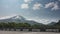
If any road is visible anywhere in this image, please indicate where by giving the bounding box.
[0,31,60,34]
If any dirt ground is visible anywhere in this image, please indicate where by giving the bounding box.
[0,31,60,34]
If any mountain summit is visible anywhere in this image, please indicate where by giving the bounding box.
[0,15,25,22]
[10,15,26,20]
[0,15,42,25]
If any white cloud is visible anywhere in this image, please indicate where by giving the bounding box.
[45,2,60,10]
[45,2,54,8]
[21,3,29,9]
[59,0,60,1]
[0,15,17,20]
[24,0,33,3]
[39,19,58,24]
[26,18,58,24]
[52,3,59,10]
[33,3,43,10]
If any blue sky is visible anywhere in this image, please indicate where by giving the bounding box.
[0,0,60,24]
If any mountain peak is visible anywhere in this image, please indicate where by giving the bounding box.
[13,15,21,18]
[0,15,25,20]
[11,15,25,20]
[0,15,42,25]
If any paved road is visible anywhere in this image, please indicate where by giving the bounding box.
[0,31,60,34]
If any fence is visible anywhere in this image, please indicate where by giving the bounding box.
[0,28,60,32]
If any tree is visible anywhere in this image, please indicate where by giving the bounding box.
[32,24,41,29]
[8,22,17,28]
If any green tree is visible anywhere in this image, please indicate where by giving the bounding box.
[8,22,17,28]
[32,24,41,29]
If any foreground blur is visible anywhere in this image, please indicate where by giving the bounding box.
[0,31,60,34]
